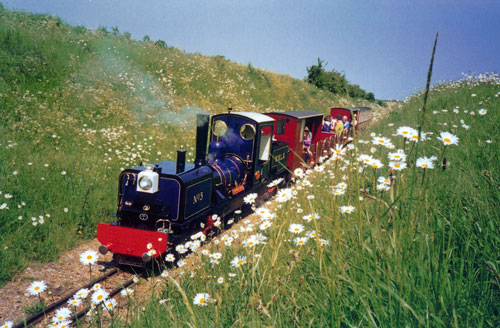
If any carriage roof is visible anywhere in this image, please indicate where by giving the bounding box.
[268,110,323,119]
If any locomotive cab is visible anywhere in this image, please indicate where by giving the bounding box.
[208,112,276,194]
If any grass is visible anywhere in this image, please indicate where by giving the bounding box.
[93,76,498,327]
[0,4,382,286]
[2,4,498,327]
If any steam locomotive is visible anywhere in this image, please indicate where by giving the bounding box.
[97,107,370,266]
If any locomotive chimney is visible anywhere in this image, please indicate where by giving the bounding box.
[194,114,210,168]
[176,145,186,173]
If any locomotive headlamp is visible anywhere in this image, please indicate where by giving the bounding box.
[139,176,153,190]
[137,164,159,193]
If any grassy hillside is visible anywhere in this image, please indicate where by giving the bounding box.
[0,5,383,286]
[99,76,498,327]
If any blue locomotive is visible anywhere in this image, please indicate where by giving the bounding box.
[97,111,289,266]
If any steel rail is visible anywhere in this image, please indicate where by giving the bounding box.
[72,278,135,323]
[13,268,118,328]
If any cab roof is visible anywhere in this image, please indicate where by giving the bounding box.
[225,112,275,124]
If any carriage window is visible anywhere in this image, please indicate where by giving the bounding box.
[276,119,285,135]
[259,127,271,161]
[240,124,256,140]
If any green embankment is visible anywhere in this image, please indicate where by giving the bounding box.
[0,5,381,286]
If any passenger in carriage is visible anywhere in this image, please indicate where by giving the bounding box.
[342,115,350,129]
[331,115,337,128]
[303,126,314,166]
[342,115,350,138]
[334,114,343,135]
[322,115,332,132]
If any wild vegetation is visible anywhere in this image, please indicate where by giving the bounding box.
[0,4,383,287]
[13,74,496,328]
[306,58,383,105]
[1,4,498,328]
[104,75,496,327]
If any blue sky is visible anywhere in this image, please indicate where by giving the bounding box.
[3,0,500,100]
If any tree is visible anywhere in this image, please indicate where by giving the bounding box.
[305,58,377,101]
[306,58,326,89]
[155,40,167,48]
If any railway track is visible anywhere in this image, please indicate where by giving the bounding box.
[13,268,135,328]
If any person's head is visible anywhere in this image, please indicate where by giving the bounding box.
[304,126,309,134]
[342,115,348,122]
[324,115,330,122]
[336,114,342,120]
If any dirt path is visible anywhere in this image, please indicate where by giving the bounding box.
[0,239,114,323]
[0,207,267,325]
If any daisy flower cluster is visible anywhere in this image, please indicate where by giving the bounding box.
[165,231,208,266]
[47,307,72,327]
[357,154,384,170]
[288,203,329,247]
[372,135,395,149]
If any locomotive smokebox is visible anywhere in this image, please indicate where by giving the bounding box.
[195,114,210,168]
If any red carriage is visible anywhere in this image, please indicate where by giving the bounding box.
[266,110,335,173]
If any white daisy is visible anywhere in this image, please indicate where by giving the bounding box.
[293,237,309,246]
[340,205,355,214]
[377,176,391,185]
[27,281,47,296]
[120,288,134,297]
[67,297,81,307]
[293,168,304,178]
[288,223,304,234]
[79,250,98,266]
[243,193,258,204]
[396,126,417,138]
[389,161,407,171]
[103,298,117,311]
[416,156,437,169]
[0,321,13,328]
[165,253,176,262]
[91,289,109,305]
[259,220,272,230]
[52,307,71,323]
[193,293,210,306]
[437,132,459,146]
[230,256,247,267]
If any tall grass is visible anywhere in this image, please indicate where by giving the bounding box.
[102,77,499,327]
